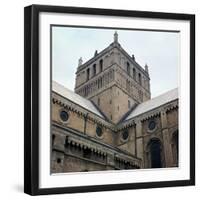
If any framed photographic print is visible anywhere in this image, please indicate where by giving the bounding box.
[24,4,195,195]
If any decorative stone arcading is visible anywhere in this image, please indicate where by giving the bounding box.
[67,136,107,156]
[114,65,150,103]
[75,66,115,99]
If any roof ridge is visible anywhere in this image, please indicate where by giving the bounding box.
[124,88,178,121]
[148,87,178,101]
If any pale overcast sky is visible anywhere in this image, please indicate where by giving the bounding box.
[52,26,179,98]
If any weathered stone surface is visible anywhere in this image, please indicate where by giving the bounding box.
[51,33,178,173]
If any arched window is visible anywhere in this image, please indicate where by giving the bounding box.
[138,73,142,85]
[133,68,136,79]
[93,64,96,76]
[86,68,90,80]
[127,62,130,75]
[147,139,162,168]
[99,59,103,72]
[171,130,178,166]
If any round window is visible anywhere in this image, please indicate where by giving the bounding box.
[96,126,103,137]
[122,130,129,140]
[60,110,69,122]
[148,120,156,131]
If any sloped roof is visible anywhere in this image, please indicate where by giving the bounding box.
[52,81,104,118]
[125,88,178,121]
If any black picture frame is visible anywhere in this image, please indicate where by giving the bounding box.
[24,4,195,196]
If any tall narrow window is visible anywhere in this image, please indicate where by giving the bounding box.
[98,98,100,106]
[138,73,142,85]
[93,64,96,76]
[127,62,130,75]
[99,59,103,72]
[86,68,90,80]
[133,68,136,79]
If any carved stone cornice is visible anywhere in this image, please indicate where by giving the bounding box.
[52,124,141,168]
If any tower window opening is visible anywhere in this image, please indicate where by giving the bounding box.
[138,73,142,85]
[93,64,96,76]
[127,62,130,75]
[133,68,136,79]
[99,59,103,72]
[86,68,90,80]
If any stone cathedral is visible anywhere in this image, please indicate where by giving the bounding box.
[51,32,178,173]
